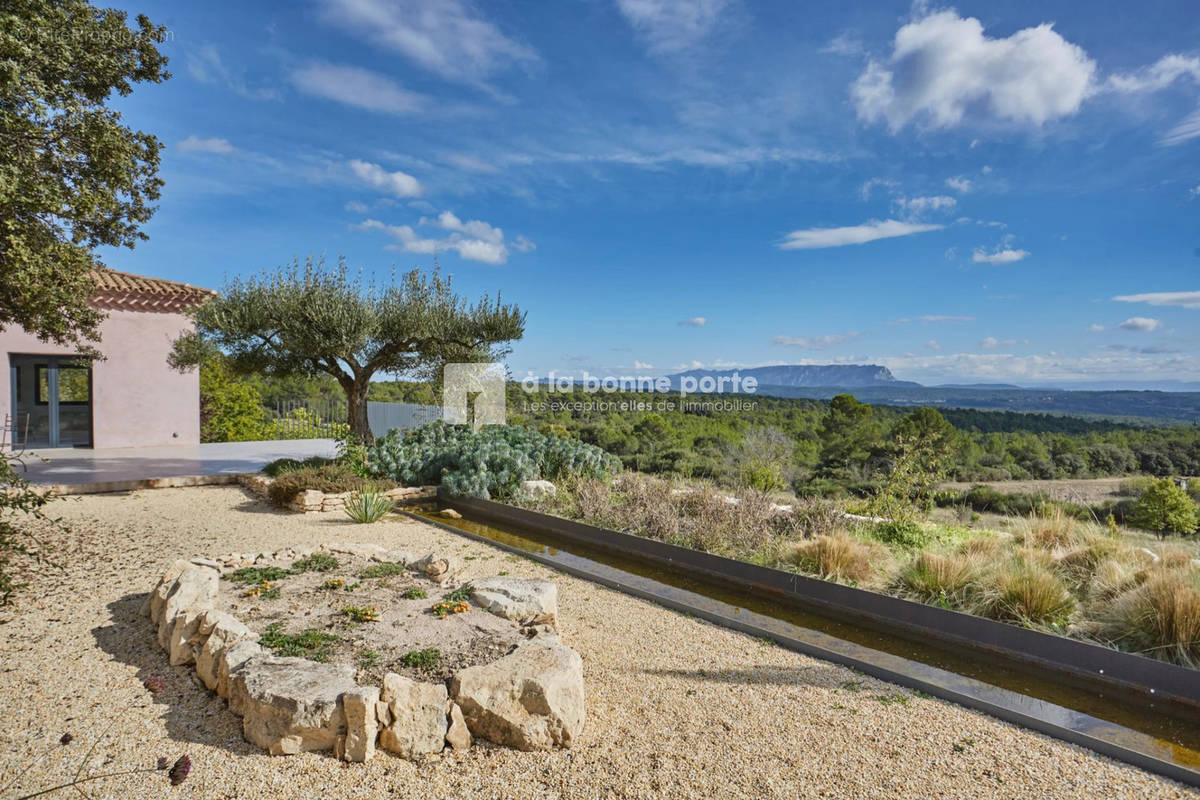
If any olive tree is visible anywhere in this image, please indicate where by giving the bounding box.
[0,1,170,348]
[171,258,525,444]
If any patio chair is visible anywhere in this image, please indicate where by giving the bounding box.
[1,413,29,472]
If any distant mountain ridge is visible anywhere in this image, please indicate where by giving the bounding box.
[662,364,1200,422]
[668,364,920,389]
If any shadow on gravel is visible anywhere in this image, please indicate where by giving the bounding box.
[92,593,257,756]
[641,664,849,688]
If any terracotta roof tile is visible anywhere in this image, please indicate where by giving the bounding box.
[90,268,215,312]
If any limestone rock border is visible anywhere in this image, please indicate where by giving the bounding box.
[237,474,437,513]
[144,545,584,762]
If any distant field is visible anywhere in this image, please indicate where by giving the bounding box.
[940,477,1133,505]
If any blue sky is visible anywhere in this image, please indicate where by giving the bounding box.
[100,0,1200,386]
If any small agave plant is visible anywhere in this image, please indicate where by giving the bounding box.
[344,490,394,524]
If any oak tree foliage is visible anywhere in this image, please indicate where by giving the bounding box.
[0,0,170,348]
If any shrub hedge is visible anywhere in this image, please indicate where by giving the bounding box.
[367,422,622,500]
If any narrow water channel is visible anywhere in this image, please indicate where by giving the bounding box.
[410,504,1200,775]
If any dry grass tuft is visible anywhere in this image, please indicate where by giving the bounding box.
[983,562,1075,626]
[957,535,1003,559]
[1102,569,1200,667]
[785,534,876,583]
[895,552,981,606]
[1018,506,1079,550]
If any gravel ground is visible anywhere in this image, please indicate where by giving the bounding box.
[0,486,1195,800]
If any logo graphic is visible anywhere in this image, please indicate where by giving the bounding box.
[443,363,506,430]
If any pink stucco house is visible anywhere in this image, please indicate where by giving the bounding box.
[1,268,214,449]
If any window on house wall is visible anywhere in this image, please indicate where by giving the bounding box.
[35,362,90,405]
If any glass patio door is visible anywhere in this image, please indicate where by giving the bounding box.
[9,356,93,448]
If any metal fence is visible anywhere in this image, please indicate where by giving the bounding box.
[269,398,441,440]
[367,400,442,438]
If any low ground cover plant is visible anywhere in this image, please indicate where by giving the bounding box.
[292,553,339,572]
[367,422,621,500]
[360,561,405,579]
[259,623,339,661]
[399,647,442,670]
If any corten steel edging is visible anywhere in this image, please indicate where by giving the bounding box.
[404,503,1200,788]
[439,493,1200,714]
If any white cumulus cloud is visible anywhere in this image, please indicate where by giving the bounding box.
[972,247,1030,265]
[1107,54,1200,93]
[177,135,235,155]
[317,0,537,85]
[852,10,1096,131]
[945,175,974,193]
[291,62,425,114]
[1118,317,1162,332]
[615,0,732,53]
[1113,290,1200,309]
[772,331,861,349]
[348,159,422,197]
[780,219,943,250]
[355,209,531,265]
[898,195,957,216]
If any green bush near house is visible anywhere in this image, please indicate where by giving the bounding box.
[261,455,336,477]
[265,464,397,507]
[367,422,622,500]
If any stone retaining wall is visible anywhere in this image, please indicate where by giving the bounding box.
[237,473,436,513]
[145,547,585,763]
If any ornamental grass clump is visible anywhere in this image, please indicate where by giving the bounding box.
[983,561,1075,626]
[1101,568,1200,667]
[895,552,981,607]
[344,490,393,523]
[785,534,876,584]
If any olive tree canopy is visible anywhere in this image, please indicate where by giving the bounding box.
[171,258,525,443]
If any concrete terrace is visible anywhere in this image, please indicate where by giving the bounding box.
[18,439,335,491]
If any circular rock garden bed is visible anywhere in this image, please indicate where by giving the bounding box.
[145,543,585,762]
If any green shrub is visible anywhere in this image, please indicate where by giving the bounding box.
[344,490,394,523]
[361,561,406,579]
[399,647,441,670]
[227,566,293,584]
[292,552,339,572]
[400,586,428,599]
[265,464,397,507]
[1,454,66,605]
[1128,478,1199,536]
[367,422,621,500]
[869,520,931,549]
[259,623,339,661]
[262,455,335,477]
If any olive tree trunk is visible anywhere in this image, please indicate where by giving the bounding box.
[346,381,373,445]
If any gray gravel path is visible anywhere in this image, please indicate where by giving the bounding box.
[0,486,1194,799]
